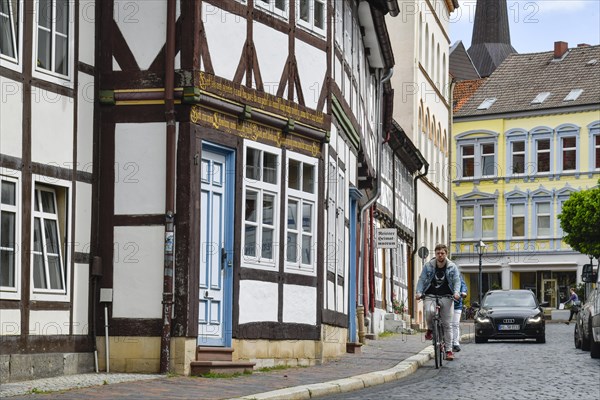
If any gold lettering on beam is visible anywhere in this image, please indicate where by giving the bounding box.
[190,106,321,157]
[197,72,325,126]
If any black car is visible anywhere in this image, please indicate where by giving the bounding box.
[474,290,546,343]
[574,286,598,351]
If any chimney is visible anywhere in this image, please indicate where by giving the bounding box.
[554,41,569,59]
[577,43,590,48]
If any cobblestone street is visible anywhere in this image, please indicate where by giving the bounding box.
[322,323,600,400]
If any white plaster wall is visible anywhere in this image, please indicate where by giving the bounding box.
[348,153,356,187]
[238,280,278,324]
[336,284,344,314]
[0,310,21,335]
[115,0,166,70]
[0,77,22,158]
[79,0,96,66]
[29,311,70,335]
[114,123,166,215]
[72,263,90,335]
[75,182,92,254]
[283,284,316,325]
[31,89,73,166]
[329,123,338,150]
[203,3,246,81]
[112,226,164,318]
[327,280,335,310]
[253,22,288,95]
[295,39,326,110]
[77,72,95,169]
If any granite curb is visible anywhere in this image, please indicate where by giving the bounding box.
[230,333,474,400]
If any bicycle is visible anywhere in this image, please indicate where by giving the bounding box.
[423,294,454,369]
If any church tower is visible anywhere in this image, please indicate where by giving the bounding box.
[467,0,517,77]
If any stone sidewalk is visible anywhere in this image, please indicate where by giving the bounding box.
[1,324,476,400]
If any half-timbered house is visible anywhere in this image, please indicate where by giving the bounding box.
[92,0,401,376]
[1,0,97,381]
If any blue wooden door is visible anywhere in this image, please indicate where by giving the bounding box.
[199,144,234,346]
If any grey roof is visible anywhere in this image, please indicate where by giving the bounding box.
[450,41,481,81]
[455,45,600,117]
[467,0,516,77]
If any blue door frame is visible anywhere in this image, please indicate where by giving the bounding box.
[348,188,363,343]
[200,142,235,347]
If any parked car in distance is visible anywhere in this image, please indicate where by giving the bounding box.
[474,290,546,344]
[574,286,597,351]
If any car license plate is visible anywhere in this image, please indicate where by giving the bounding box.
[498,324,520,330]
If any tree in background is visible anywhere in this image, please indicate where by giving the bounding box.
[558,178,600,260]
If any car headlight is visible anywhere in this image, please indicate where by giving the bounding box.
[475,316,491,324]
[527,316,542,323]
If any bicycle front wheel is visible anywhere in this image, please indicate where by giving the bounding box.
[433,321,442,369]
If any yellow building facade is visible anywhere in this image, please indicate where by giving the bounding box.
[451,44,600,307]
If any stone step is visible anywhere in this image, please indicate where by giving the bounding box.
[190,360,255,376]
[196,347,234,361]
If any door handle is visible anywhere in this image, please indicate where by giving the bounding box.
[204,290,213,300]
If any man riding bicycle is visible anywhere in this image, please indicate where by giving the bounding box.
[415,244,461,361]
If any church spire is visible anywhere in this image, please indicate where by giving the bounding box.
[467,0,517,77]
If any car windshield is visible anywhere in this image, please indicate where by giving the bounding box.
[482,292,537,308]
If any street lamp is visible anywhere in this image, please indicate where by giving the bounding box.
[475,240,486,305]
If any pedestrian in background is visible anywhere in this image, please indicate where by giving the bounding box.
[451,275,468,352]
[564,287,580,325]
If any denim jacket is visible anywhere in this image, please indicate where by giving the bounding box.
[454,276,468,310]
[416,258,461,297]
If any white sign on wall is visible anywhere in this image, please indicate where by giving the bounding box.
[376,228,397,248]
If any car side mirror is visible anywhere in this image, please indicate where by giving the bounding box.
[581,264,598,283]
[472,302,480,308]
[539,301,549,307]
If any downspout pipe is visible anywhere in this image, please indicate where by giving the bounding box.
[357,67,393,333]
[447,78,457,252]
[160,0,177,374]
[410,159,429,319]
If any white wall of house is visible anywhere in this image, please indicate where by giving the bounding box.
[112,226,164,318]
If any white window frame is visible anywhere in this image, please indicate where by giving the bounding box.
[556,125,580,173]
[33,0,74,86]
[30,176,71,302]
[241,141,281,272]
[509,203,526,239]
[0,170,21,300]
[0,0,22,71]
[255,0,288,20]
[297,0,326,37]
[591,125,600,171]
[507,135,527,176]
[533,201,552,238]
[284,151,318,275]
[458,202,496,240]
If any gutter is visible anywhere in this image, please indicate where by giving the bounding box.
[160,0,176,374]
[447,78,457,253]
[410,155,429,318]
